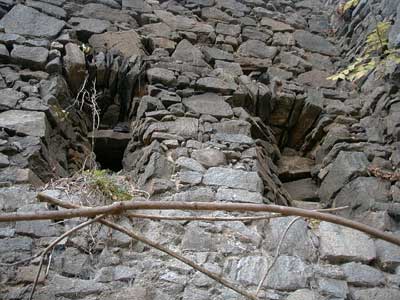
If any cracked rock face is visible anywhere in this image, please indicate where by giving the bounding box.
[0,0,400,299]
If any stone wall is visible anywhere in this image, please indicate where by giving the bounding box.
[0,0,400,300]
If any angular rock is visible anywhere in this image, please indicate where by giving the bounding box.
[375,238,400,272]
[183,93,233,118]
[69,17,110,40]
[172,39,209,67]
[25,0,67,19]
[11,45,48,70]
[283,178,319,202]
[0,4,65,38]
[77,3,136,25]
[0,88,25,110]
[333,177,391,216]
[319,151,369,205]
[297,70,336,88]
[89,30,145,58]
[202,46,234,63]
[154,9,213,34]
[237,40,278,59]
[191,148,226,168]
[203,167,263,192]
[319,221,376,263]
[342,262,385,287]
[317,277,348,298]
[287,289,322,300]
[196,77,237,94]
[352,288,400,300]
[261,17,294,32]
[264,217,317,261]
[277,155,314,180]
[293,30,338,56]
[216,22,241,36]
[147,67,176,86]
[176,157,206,173]
[216,187,263,203]
[122,0,152,12]
[0,110,47,137]
[63,43,86,94]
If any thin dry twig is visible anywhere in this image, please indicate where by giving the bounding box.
[28,214,106,300]
[255,216,302,295]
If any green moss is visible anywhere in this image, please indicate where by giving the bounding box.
[85,169,132,202]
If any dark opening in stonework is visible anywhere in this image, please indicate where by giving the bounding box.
[88,130,131,172]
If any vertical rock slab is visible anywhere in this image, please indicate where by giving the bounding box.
[63,43,86,94]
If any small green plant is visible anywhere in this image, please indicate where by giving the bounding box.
[328,21,400,82]
[85,169,132,202]
[50,104,69,122]
[337,0,360,15]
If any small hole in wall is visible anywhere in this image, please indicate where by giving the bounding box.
[89,130,130,172]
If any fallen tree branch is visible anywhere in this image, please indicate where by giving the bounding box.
[38,196,259,300]
[126,206,349,222]
[36,193,400,247]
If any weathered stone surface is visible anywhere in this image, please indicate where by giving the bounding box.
[196,77,237,94]
[0,4,65,38]
[172,39,209,67]
[287,289,322,300]
[176,157,206,173]
[319,151,369,205]
[191,148,226,168]
[342,262,385,287]
[202,46,234,63]
[77,3,136,25]
[216,22,241,36]
[317,277,348,298]
[0,110,47,137]
[319,221,376,263]
[216,187,263,203]
[155,9,213,34]
[122,0,152,12]
[203,167,263,192]
[89,30,145,57]
[225,255,310,290]
[63,43,86,94]
[261,17,294,32]
[277,155,314,180]
[375,238,400,272]
[283,178,319,202]
[297,70,336,88]
[147,67,176,86]
[293,30,338,56]
[263,217,317,261]
[0,88,25,110]
[352,288,400,300]
[183,93,233,118]
[11,45,48,70]
[26,0,67,19]
[69,17,110,40]
[333,177,391,216]
[237,40,278,59]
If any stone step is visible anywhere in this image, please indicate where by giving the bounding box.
[283,178,319,202]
